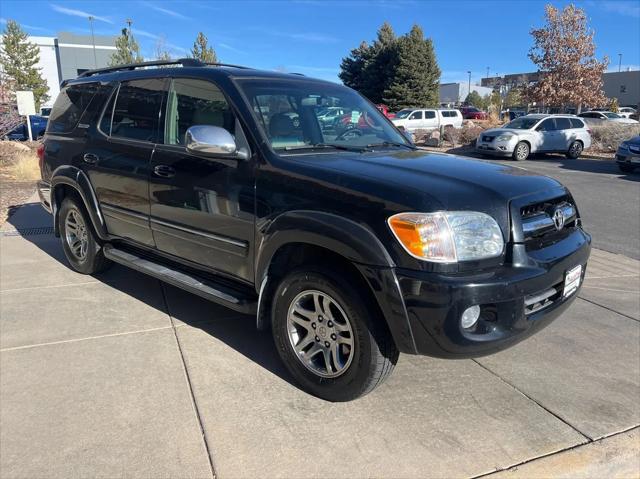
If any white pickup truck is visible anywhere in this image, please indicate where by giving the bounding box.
[392,108,463,132]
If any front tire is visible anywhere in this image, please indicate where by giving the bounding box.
[566,140,583,159]
[58,196,111,274]
[512,141,530,161]
[271,266,398,401]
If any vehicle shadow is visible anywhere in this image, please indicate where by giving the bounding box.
[5,205,298,390]
[426,145,639,182]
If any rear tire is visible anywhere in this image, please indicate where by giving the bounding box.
[512,141,530,161]
[58,196,111,275]
[566,140,583,159]
[271,266,398,402]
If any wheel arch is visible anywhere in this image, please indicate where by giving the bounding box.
[255,212,418,354]
[50,165,108,240]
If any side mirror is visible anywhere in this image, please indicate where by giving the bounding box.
[185,125,248,160]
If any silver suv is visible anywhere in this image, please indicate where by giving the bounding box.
[476,114,592,161]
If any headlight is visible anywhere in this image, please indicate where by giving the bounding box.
[388,212,504,262]
[496,134,515,142]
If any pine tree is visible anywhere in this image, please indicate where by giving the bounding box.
[339,41,373,96]
[464,91,483,107]
[190,32,217,63]
[0,20,49,109]
[109,21,143,66]
[383,25,441,110]
[339,23,441,110]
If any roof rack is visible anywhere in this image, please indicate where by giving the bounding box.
[77,58,250,78]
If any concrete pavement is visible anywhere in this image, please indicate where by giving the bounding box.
[1,197,638,478]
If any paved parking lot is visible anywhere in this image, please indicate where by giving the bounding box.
[1,180,638,477]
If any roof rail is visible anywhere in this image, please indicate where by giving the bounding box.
[77,58,250,78]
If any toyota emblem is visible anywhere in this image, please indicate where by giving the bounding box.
[553,209,565,230]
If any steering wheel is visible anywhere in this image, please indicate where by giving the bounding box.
[335,128,363,141]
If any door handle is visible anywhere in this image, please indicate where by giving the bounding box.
[153,165,176,178]
[83,153,99,164]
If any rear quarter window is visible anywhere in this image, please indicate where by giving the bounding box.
[570,118,585,128]
[47,82,99,133]
[555,117,572,130]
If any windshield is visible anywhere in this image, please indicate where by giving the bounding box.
[504,117,540,129]
[393,109,413,119]
[238,79,409,151]
[603,112,621,118]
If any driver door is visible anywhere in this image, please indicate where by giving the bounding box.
[148,77,255,282]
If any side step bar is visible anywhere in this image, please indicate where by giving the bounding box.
[103,245,257,314]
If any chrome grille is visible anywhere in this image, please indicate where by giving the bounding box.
[520,196,577,242]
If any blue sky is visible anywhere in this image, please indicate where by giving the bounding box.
[1,0,639,84]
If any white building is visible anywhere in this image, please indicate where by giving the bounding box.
[1,32,117,108]
[439,82,494,106]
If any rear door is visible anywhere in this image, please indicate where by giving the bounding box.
[554,117,574,150]
[148,77,255,282]
[423,110,438,129]
[405,110,423,130]
[84,77,166,246]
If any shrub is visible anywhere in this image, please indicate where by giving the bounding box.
[589,123,640,152]
[0,140,40,180]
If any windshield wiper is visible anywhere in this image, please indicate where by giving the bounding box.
[283,143,368,152]
[364,141,417,150]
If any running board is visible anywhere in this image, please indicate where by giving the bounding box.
[103,245,257,314]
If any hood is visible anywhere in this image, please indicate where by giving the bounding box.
[626,136,640,145]
[294,150,565,236]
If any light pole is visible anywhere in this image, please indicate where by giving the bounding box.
[618,53,622,72]
[88,16,97,68]
[467,71,471,101]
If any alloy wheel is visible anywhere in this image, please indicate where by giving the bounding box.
[64,208,89,261]
[286,290,355,378]
[516,143,528,160]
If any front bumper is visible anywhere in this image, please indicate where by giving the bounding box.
[475,138,518,156]
[391,227,591,358]
[615,149,640,166]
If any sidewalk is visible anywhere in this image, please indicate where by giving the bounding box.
[1,198,638,478]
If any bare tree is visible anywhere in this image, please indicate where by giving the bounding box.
[526,4,608,113]
[154,35,172,61]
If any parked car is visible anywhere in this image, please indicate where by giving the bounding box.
[376,104,395,119]
[459,106,488,120]
[4,115,48,140]
[37,59,591,401]
[501,110,526,122]
[616,136,640,173]
[577,111,639,125]
[476,114,591,161]
[617,107,637,119]
[391,108,462,131]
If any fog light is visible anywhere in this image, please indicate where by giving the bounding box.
[461,305,481,329]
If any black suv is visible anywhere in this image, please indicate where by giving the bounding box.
[37,59,591,401]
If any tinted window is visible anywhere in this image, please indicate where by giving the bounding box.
[555,117,572,130]
[537,118,557,131]
[48,82,99,133]
[409,111,423,120]
[110,79,165,142]
[424,111,436,119]
[164,78,235,145]
[569,118,585,128]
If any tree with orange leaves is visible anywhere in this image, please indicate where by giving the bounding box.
[526,4,608,113]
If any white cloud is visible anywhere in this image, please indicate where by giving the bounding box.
[1,17,52,33]
[50,4,114,24]
[587,0,640,18]
[218,43,247,55]
[255,28,338,44]
[140,1,190,20]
